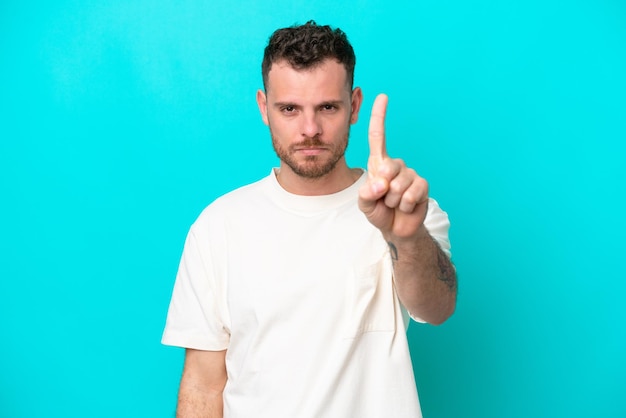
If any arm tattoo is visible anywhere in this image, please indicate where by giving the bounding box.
[388,238,457,292]
[387,242,399,263]
[436,245,457,292]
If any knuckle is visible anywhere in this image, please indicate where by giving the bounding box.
[403,191,418,206]
[389,179,404,194]
[392,158,406,169]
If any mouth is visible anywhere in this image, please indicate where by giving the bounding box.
[293,138,328,152]
[294,146,327,156]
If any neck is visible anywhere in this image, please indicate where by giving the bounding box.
[276,162,362,196]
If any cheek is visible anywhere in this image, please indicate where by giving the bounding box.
[328,117,351,136]
[269,118,295,140]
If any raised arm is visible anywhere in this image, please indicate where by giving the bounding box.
[383,222,457,325]
[177,349,227,418]
[358,94,457,325]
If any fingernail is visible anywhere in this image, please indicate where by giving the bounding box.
[372,180,384,194]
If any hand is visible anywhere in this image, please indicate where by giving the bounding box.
[358,94,429,240]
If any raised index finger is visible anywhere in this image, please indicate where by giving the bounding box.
[368,93,389,160]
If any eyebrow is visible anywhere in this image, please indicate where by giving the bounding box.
[273,101,298,108]
[273,100,344,108]
[319,100,344,107]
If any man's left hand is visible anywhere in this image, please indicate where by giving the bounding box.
[358,94,429,240]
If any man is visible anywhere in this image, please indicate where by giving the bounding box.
[162,21,456,417]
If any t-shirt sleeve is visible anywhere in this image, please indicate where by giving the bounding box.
[424,198,452,259]
[161,228,230,350]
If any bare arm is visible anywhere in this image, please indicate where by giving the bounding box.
[177,349,227,418]
[387,226,457,325]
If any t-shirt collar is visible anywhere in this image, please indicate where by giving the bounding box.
[266,168,366,214]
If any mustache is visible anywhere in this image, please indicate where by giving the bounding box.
[294,137,325,147]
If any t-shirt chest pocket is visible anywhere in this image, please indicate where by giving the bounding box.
[344,255,397,338]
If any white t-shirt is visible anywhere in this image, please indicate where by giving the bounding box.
[162,169,451,418]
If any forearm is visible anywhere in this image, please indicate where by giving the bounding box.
[176,349,227,418]
[387,226,457,325]
[177,379,224,418]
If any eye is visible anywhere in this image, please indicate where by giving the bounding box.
[281,105,296,114]
[321,104,337,112]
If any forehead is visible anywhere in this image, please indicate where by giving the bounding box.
[265,59,350,100]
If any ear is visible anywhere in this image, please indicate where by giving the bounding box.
[256,89,269,126]
[349,87,363,125]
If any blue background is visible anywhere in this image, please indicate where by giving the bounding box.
[1,1,625,417]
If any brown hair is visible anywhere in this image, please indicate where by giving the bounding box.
[261,21,356,90]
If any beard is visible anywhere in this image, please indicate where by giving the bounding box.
[271,128,350,179]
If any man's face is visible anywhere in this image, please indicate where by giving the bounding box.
[257,59,362,179]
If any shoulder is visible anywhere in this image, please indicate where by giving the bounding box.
[210,176,268,210]
[190,174,271,231]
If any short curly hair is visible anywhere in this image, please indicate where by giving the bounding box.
[261,21,356,91]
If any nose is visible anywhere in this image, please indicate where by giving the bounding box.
[301,110,322,138]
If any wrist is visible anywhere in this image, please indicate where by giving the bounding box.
[384,224,429,246]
